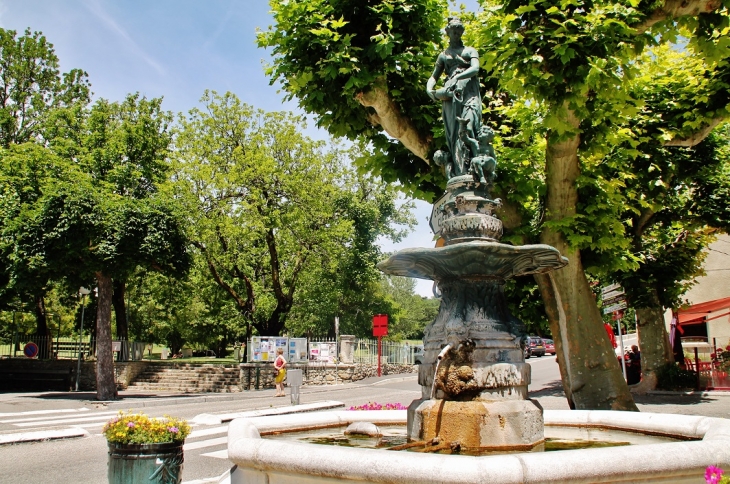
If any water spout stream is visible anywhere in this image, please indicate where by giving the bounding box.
[429,345,452,400]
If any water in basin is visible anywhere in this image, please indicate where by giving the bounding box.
[265,424,687,455]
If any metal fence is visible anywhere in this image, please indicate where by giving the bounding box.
[0,335,93,359]
[0,336,148,361]
[354,338,418,365]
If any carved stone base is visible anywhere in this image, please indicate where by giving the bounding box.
[408,398,544,451]
[419,361,531,400]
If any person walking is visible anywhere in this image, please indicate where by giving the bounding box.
[274,347,287,397]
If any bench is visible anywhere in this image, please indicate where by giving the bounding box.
[0,368,74,391]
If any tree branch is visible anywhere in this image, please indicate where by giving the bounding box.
[663,118,726,147]
[355,82,432,162]
[633,0,722,33]
[265,228,286,302]
[634,208,655,239]
[192,241,252,315]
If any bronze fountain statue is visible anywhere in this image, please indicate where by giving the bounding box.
[378,17,568,452]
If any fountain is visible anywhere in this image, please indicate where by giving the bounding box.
[217,17,730,484]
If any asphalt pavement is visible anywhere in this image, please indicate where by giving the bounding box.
[1,369,730,484]
[1,365,729,445]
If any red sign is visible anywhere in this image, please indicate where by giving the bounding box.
[24,342,38,358]
[373,314,388,337]
[612,310,624,321]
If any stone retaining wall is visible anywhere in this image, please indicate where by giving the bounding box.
[239,362,417,390]
[0,359,417,392]
[0,358,147,391]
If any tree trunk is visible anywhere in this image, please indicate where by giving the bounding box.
[632,289,674,393]
[112,279,130,361]
[539,113,637,411]
[95,272,118,401]
[33,293,52,359]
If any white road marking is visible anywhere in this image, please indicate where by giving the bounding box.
[0,410,118,424]
[184,436,227,451]
[13,414,121,427]
[188,425,228,439]
[200,449,228,459]
[0,407,89,418]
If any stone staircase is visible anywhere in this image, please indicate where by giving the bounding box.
[126,363,241,393]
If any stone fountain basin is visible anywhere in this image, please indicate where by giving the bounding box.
[221,409,730,484]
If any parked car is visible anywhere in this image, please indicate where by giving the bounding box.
[543,338,556,355]
[413,345,425,365]
[524,336,545,358]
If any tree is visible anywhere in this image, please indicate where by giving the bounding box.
[258,0,730,410]
[286,172,415,337]
[175,92,358,342]
[379,276,440,340]
[2,94,190,400]
[0,28,90,147]
[0,27,90,354]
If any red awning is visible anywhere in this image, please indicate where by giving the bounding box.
[677,296,730,325]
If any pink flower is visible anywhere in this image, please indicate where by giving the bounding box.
[126,422,135,428]
[168,426,179,434]
[706,466,723,484]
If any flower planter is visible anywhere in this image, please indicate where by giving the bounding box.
[108,441,183,484]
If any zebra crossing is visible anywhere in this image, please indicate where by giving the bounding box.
[0,408,117,429]
[0,407,232,457]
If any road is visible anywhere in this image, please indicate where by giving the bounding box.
[1,354,728,484]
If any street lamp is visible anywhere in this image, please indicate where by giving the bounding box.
[75,287,91,392]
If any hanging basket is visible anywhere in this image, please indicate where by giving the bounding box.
[107,441,184,484]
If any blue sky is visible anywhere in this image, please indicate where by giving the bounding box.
[1,0,480,296]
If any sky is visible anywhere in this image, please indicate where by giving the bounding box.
[0,0,480,297]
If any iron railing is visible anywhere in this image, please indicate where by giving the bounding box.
[353,338,418,365]
[0,336,148,361]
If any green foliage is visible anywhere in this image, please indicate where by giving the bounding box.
[655,362,697,390]
[379,275,439,340]
[0,28,90,147]
[258,0,449,197]
[174,91,414,338]
[103,412,190,444]
[503,276,550,336]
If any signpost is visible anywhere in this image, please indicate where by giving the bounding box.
[335,316,340,384]
[373,314,388,377]
[601,284,627,380]
[23,342,38,359]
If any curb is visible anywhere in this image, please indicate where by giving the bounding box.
[191,400,345,425]
[100,392,250,409]
[0,426,89,445]
[647,390,730,398]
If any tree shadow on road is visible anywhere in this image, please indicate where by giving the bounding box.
[529,380,725,408]
[529,380,565,397]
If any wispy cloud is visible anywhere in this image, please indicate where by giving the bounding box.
[0,1,7,28]
[81,0,165,76]
[201,0,235,50]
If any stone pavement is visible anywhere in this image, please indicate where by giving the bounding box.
[530,380,730,418]
[1,373,729,445]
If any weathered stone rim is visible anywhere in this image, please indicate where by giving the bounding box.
[225,409,730,484]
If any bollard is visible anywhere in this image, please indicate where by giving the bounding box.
[287,369,303,405]
[255,366,260,390]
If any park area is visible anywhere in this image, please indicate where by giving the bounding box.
[0,1,730,483]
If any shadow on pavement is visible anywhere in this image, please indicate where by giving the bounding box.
[18,391,201,402]
[632,393,719,406]
[529,380,564,398]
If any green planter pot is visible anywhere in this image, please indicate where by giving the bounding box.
[107,441,184,484]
